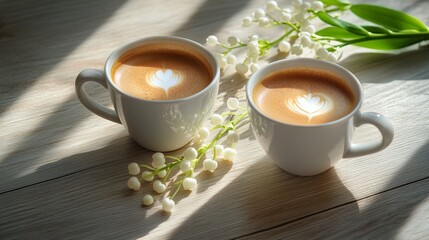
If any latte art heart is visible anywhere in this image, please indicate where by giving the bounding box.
[286,92,334,122]
[147,69,183,96]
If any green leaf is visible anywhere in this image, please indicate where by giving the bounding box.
[320,0,351,8]
[350,4,428,32]
[361,25,391,34]
[315,11,369,36]
[352,38,424,50]
[316,26,363,40]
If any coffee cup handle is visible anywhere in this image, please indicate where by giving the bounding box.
[75,69,121,124]
[344,111,394,158]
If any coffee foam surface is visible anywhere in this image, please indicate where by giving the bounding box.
[253,68,357,125]
[112,43,212,100]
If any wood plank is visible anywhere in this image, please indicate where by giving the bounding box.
[0,0,429,239]
[240,178,429,240]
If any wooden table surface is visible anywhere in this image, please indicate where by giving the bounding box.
[1,0,428,239]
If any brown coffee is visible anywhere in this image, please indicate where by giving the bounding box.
[112,43,212,100]
[253,68,357,125]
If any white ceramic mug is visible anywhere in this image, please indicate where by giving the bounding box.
[246,58,394,176]
[75,36,220,151]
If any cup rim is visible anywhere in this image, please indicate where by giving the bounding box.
[104,36,220,103]
[246,58,363,128]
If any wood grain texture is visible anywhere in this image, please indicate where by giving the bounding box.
[0,0,428,239]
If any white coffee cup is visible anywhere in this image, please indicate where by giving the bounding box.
[75,36,220,151]
[246,58,394,176]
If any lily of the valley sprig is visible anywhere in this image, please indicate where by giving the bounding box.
[127,98,248,213]
[206,0,429,76]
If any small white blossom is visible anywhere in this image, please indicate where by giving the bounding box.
[210,114,224,126]
[152,152,165,168]
[184,147,198,160]
[128,162,140,175]
[311,1,324,12]
[258,17,270,27]
[303,25,316,34]
[153,180,167,193]
[265,0,278,12]
[162,198,175,213]
[227,97,240,110]
[203,159,218,172]
[157,169,167,178]
[223,148,237,161]
[226,54,237,65]
[183,177,198,191]
[218,57,228,69]
[227,36,240,46]
[291,44,303,55]
[227,130,239,144]
[326,53,338,63]
[301,2,311,10]
[215,145,224,157]
[206,35,218,47]
[235,63,249,75]
[142,171,154,182]
[242,16,253,27]
[142,194,154,206]
[280,12,292,22]
[292,0,302,8]
[127,177,141,191]
[300,35,312,47]
[316,47,329,59]
[248,34,259,42]
[180,159,192,172]
[198,127,210,140]
[278,40,291,53]
[247,41,259,53]
[250,63,260,74]
[282,8,292,13]
[254,8,265,20]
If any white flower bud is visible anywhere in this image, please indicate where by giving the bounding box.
[235,63,249,75]
[303,25,316,34]
[227,36,240,46]
[223,148,237,161]
[203,159,218,172]
[152,152,165,167]
[218,57,228,69]
[128,162,140,175]
[265,0,278,12]
[206,35,218,47]
[211,114,224,126]
[183,177,198,191]
[250,63,260,74]
[127,177,141,191]
[316,47,329,59]
[278,40,291,53]
[282,8,291,13]
[291,44,303,55]
[258,17,270,27]
[312,1,324,12]
[242,16,253,27]
[227,97,240,110]
[180,160,192,172]
[142,171,154,182]
[227,130,239,144]
[301,2,311,10]
[226,54,237,65]
[215,145,224,157]
[254,8,265,20]
[326,54,338,63]
[249,34,259,42]
[248,41,259,52]
[280,12,292,22]
[162,198,175,213]
[300,35,312,47]
[157,169,167,178]
[142,194,154,206]
[198,127,210,140]
[184,147,198,160]
[153,180,167,193]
